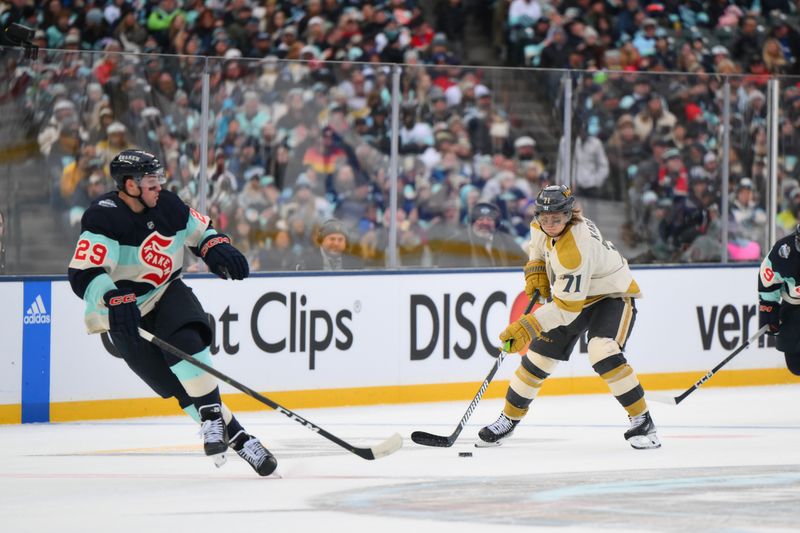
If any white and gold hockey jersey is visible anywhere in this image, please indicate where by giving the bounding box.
[528,216,641,332]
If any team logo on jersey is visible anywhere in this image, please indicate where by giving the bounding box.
[139,232,173,285]
[147,221,154,229]
[98,199,116,208]
[779,243,791,259]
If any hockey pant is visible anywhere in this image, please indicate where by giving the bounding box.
[502,297,649,420]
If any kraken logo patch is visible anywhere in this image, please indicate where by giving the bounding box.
[779,243,791,259]
[139,232,174,285]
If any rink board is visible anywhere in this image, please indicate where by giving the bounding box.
[1,266,796,423]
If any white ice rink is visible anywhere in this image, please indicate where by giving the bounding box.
[3,385,800,533]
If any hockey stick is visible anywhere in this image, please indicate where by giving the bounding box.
[646,324,769,406]
[410,293,538,447]
[138,327,402,460]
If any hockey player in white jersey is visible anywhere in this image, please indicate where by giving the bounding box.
[478,184,660,449]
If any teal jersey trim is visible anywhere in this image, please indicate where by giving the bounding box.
[85,273,116,310]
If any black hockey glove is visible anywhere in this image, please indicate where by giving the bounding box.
[199,233,249,280]
[758,300,780,336]
[103,288,141,356]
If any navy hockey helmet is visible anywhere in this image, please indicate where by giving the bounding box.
[109,150,165,190]
[534,184,575,216]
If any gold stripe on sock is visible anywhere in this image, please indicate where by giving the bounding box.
[607,372,641,398]
[601,364,632,383]
[503,402,528,420]
[624,398,648,417]
[510,369,543,399]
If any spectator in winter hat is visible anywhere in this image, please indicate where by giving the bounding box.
[634,92,677,141]
[703,152,719,180]
[64,31,81,49]
[710,45,731,70]
[632,17,658,57]
[513,136,538,166]
[730,177,767,253]
[298,219,363,271]
[658,148,689,197]
[97,121,134,166]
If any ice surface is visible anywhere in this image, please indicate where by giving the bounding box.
[2,385,799,532]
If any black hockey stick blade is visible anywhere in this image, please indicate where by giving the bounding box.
[138,328,402,460]
[410,294,537,448]
[410,430,455,447]
[646,325,769,406]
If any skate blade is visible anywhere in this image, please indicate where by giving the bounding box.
[474,440,504,448]
[627,434,661,450]
[212,452,227,467]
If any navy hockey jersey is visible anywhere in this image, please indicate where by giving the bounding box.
[68,190,216,333]
[759,233,800,307]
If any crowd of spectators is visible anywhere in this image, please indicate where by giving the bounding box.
[494,0,800,261]
[2,0,798,270]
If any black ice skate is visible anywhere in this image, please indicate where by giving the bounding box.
[199,403,228,466]
[476,413,519,447]
[624,411,661,449]
[230,430,278,476]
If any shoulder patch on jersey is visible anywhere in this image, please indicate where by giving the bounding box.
[779,243,791,259]
[98,199,116,208]
[554,228,581,269]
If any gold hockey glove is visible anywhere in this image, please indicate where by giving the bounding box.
[499,314,543,353]
[524,260,550,300]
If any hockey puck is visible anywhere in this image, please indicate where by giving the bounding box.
[458,452,473,457]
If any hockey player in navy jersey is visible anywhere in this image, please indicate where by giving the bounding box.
[758,224,800,376]
[68,149,277,476]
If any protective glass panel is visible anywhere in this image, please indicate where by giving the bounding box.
[775,74,800,245]
[577,69,730,264]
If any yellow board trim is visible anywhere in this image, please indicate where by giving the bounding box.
[0,404,21,424]
[2,368,798,424]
